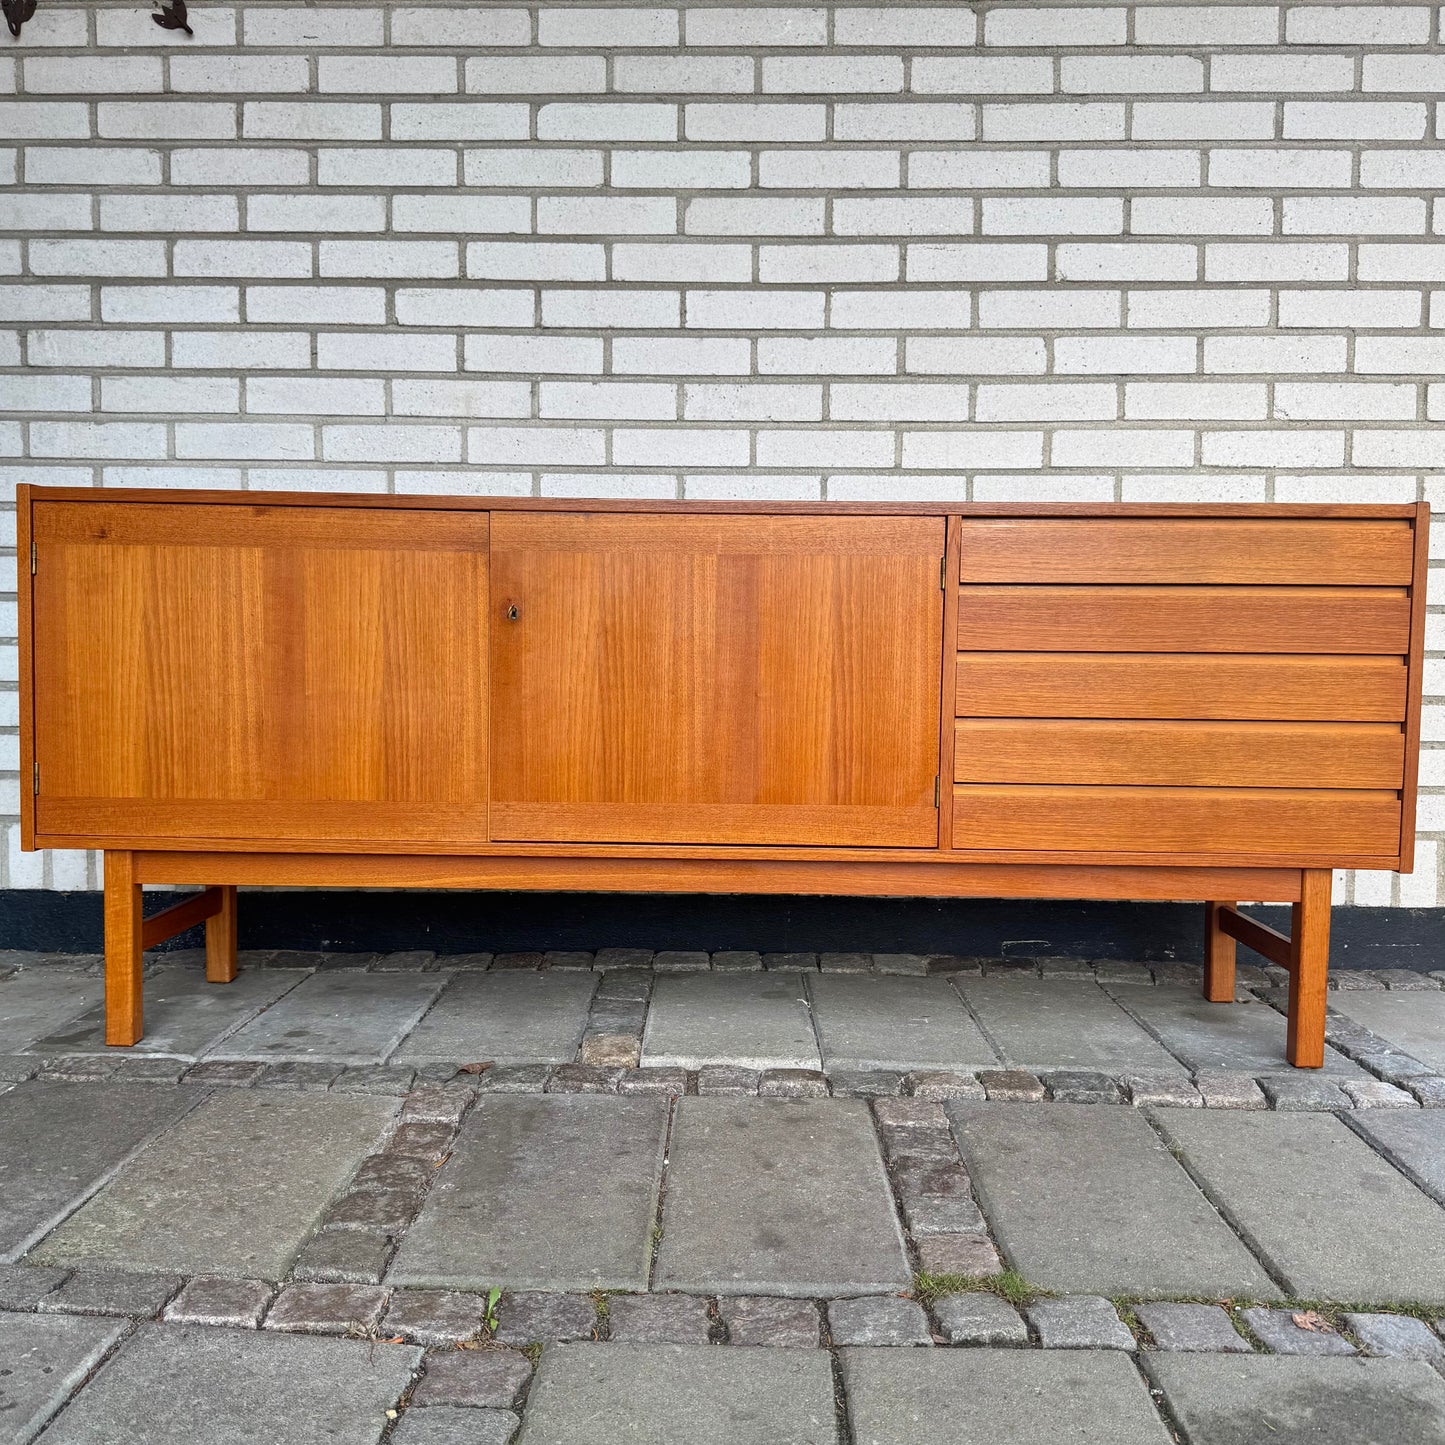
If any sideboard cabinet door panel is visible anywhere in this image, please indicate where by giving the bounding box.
[489,513,944,847]
[32,502,489,847]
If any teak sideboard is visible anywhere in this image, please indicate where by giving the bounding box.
[17,488,1430,1068]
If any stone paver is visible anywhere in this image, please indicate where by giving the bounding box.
[607,1292,712,1344]
[1156,1111,1445,1304]
[1345,1313,1445,1360]
[410,1348,533,1409]
[1027,1296,1134,1351]
[655,1098,910,1297]
[0,970,103,1053]
[948,1103,1279,1298]
[389,1095,667,1292]
[1135,1302,1250,1353]
[164,1276,273,1328]
[0,1262,66,1309]
[37,1269,180,1318]
[394,972,598,1066]
[931,1292,1029,1346]
[641,973,819,1070]
[719,1296,821,1348]
[0,1312,125,1445]
[208,970,450,1064]
[1143,1354,1445,1445]
[955,978,1181,1072]
[392,1407,520,1445]
[1348,1110,1445,1205]
[1243,1308,1357,1355]
[827,1296,931,1346]
[382,1289,489,1346]
[265,1282,389,1335]
[1107,984,1361,1074]
[1329,992,1445,1072]
[24,966,303,1058]
[808,974,995,1072]
[518,1343,836,1445]
[494,1292,597,1345]
[0,1082,199,1262]
[842,1348,1173,1445]
[37,1323,421,1445]
[33,1091,397,1279]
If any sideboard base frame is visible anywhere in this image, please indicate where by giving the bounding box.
[106,850,1329,1065]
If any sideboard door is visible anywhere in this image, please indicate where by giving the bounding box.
[32,502,489,848]
[489,512,944,847]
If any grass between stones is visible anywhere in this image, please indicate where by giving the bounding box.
[912,1268,1041,1309]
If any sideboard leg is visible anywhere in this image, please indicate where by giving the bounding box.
[205,885,238,984]
[103,850,144,1046]
[1203,900,1237,1002]
[1287,868,1331,1069]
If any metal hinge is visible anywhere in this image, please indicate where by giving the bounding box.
[939,556,946,590]
[30,540,36,575]
[934,775,940,808]
[32,762,39,795]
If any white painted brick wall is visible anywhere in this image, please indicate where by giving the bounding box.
[1,0,1441,907]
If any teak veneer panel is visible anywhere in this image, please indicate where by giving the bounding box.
[953,785,1402,856]
[958,518,1415,585]
[955,653,1409,722]
[488,512,944,848]
[32,503,490,845]
[954,719,1405,789]
[957,586,1412,654]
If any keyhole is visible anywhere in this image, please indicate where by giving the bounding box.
[505,603,519,622]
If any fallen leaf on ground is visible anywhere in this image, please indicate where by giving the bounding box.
[458,1061,494,1074]
[1291,1311,1332,1333]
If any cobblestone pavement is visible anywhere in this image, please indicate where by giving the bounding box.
[4,949,1445,1442]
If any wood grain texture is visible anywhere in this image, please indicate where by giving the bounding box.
[959,518,1415,585]
[489,512,944,847]
[1289,868,1332,1068]
[130,849,1307,902]
[956,653,1409,722]
[32,503,489,846]
[952,785,1401,855]
[958,585,1412,654]
[21,485,1424,519]
[1397,503,1431,871]
[1203,900,1237,1002]
[103,850,143,1046]
[17,487,34,852]
[954,719,1404,789]
[139,886,223,950]
[937,516,962,850]
[1216,903,1293,969]
[206,885,238,984]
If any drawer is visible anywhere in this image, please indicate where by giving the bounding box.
[954,720,1405,789]
[959,518,1415,585]
[955,653,1409,722]
[952,785,1402,857]
[958,586,1412,654]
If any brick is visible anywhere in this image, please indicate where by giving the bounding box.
[171,148,309,187]
[685,197,824,235]
[685,382,817,422]
[1205,243,1349,282]
[1211,54,1354,91]
[316,333,457,373]
[176,422,314,459]
[1058,243,1197,281]
[1286,197,1427,235]
[31,421,166,458]
[390,8,530,46]
[246,286,386,324]
[98,101,235,140]
[465,149,603,188]
[0,101,90,138]
[915,57,1053,95]
[466,336,603,375]
[684,7,826,46]
[101,285,239,324]
[686,289,823,329]
[537,196,677,235]
[1207,147,1352,189]
[243,8,385,45]
[100,194,239,233]
[1285,102,1428,140]
[760,150,899,189]
[24,56,163,92]
[170,56,312,92]
[541,288,680,328]
[27,148,161,186]
[391,103,529,142]
[538,103,677,142]
[317,57,458,93]
[762,57,903,93]
[248,195,388,233]
[318,148,456,187]
[1135,101,1276,140]
[982,102,1124,142]
[833,198,974,237]
[1287,6,1433,44]
[908,243,1048,282]
[911,151,1051,189]
[174,239,312,278]
[467,57,607,94]
[30,239,166,278]
[1134,7,1280,45]
[1064,56,1205,92]
[612,150,750,190]
[1132,197,1272,236]
[319,240,459,278]
[687,103,826,144]
[835,7,977,45]
[613,242,750,282]
[983,198,1123,236]
[986,6,1126,45]
[613,56,754,94]
[325,425,463,464]
[1279,290,1422,328]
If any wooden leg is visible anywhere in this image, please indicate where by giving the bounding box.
[1203,900,1237,1002]
[205,885,238,983]
[103,849,144,1046]
[1287,868,1332,1069]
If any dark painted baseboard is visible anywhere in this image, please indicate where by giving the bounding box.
[1,888,1440,970]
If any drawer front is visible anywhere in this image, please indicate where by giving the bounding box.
[951,510,1424,864]
[959,518,1414,585]
[956,653,1408,722]
[954,720,1404,789]
[953,786,1402,857]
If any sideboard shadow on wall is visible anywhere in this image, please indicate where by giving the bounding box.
[18,487,1428,1067]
